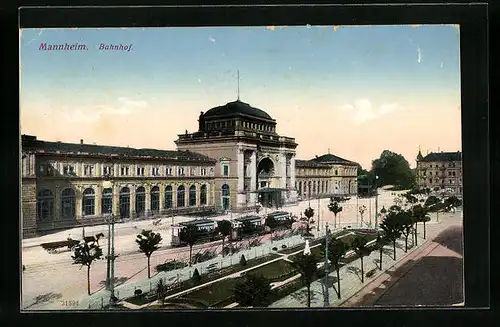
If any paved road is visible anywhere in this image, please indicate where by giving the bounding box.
[349,222,464,307]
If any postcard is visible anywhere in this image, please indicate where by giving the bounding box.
[20,23,464,311]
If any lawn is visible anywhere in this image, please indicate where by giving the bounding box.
[181,277,243,307]
[124,253,281,306]
[248,258,297,282]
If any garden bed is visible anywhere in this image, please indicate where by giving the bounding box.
[124,253,280,306]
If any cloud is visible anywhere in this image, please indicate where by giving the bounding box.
[61,97,147,123]
[208,37,216,43]
[417,46,422,63]
[440,61,444,68]
[338,99,403,124]
[117,97,148,108]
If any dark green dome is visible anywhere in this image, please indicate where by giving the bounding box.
[203,100,273,120]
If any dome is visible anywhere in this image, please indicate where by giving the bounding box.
[203,100,273,120]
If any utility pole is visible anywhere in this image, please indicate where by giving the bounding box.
[317,197,320,231]
[323,222,330,307]
[374,175,379,228]
[109,214,117,306]
[106,216,111,290]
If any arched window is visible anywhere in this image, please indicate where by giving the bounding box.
[177,185,185,208]
[221,184,230,211]
[61,188,76,219]
[136,186,146,216]
[298,181,302,195]
[165,186,173,209]
[313,181,316,194]
[82,188,95,216]
[151,186,160,213]
[200,184,207,206]
[189,185,197,206]
[101,188,113,214]
[37,189,54,221]
[119,187,130,218]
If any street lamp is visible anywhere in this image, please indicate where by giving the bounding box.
[317,197,320,231]
[104,213,118,306]
[323,222,330,307]
[374,175,379,228]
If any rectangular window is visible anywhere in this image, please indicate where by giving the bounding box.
[201,168,207,176]
[165,166,172,176]
[83,164,94,176]
[190,168,196,176]
[103,166,113,176]
[223,165,229,177]
[121,166,129,176]
[178,167,185,176]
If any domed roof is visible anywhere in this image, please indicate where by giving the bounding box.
[203,100,273,120]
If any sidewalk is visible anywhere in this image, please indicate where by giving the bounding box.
[268,211,461,308]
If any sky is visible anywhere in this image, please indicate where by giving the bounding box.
[20,25,461,169]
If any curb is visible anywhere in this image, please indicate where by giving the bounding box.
[338,238,435,307]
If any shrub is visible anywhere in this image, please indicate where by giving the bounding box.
[156,259,188,272]
[366,269,376,278]
[192,268,201,284]
[134,289,143,296]
[240,254,247,266]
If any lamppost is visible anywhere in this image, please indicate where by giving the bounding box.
[104,213,118,305]
[317,197,320,231]
[323,222,330,307]
[374,175,379,228]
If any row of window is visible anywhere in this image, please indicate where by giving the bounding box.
[36,184,234,221]
[296,168,356,177]
[420,162,458,168]
[36,184,217,221]
[296,179,355,196]
[39,163,212,178]
[426,178,461,184]
[423,171,458,177]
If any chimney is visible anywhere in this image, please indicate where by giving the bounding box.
[80,139,83,145]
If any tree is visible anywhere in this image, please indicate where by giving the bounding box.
[192,268,201,284]
[425,196,443,221]
[321,237,347,299]
[399,210,414,252]
[375,233,389,270]
[135,229,162,278]
[232,274,274,307]
[351,236,372,283]
[303,207,315,236]
[179,225,200,266]
[217,220,232,257]
[379,211,403,260]
[358,205,367,226]
[444,196,462,212]
[240,254,247,266]
[265,215,279,242]
[156,278,167,305]
[371,150,416,189]
[411,204,431,240]
[288,253,318,307]
[327,199,343,229]
[72,241,103,295]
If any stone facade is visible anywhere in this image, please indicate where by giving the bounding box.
[175,100,298,212]
[295,154,358,200]
[415,150,462,195]
[21,135,217,238]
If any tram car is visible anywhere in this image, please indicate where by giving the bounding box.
[170,218,220,247]
[232,215,265,239]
